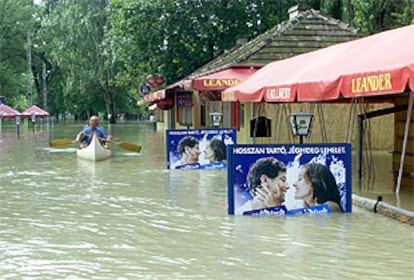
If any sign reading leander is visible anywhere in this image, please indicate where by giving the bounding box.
[192,68,258,91]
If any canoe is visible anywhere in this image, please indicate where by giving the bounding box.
[77,133,111,161]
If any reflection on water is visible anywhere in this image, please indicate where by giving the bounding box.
[0,122,413,279]
[77,158,112,178]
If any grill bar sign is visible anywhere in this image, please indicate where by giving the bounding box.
[146,74,166,88]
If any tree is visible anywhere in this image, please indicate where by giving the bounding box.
[110,0,283,97]
[0,0,35,110]
[352,0,413,33]
[11,0,412,119]
[37,0,121,122]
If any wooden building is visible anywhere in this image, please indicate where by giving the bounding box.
[143,5,413,192]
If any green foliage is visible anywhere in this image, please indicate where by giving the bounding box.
[352,0,413,33]
[37,0,119,120]
[0,0,412,118]
[110,0,284,97]
[0,0,34,107]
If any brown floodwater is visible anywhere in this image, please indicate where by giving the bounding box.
[0,120,412,279]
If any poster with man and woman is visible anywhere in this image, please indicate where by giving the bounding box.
[166,128,236,169]
[227,143,352,215]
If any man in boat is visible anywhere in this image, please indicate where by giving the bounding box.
[75,115,112,149]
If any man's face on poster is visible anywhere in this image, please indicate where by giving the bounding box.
[255,172,289,205]
[185,144,200,163]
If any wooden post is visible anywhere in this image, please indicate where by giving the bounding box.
[356,115,362,193]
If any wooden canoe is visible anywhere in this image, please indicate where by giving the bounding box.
[77,133,111,161]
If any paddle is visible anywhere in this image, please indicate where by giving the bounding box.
[50,139,77,147]
[107,140,142,153]
[50,137,141,153]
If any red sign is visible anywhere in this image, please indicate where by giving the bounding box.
[157,95,174,110]
[146,74,166,88]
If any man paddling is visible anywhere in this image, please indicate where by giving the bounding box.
[76,115,112,149]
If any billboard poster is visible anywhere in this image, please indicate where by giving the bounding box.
[227,143,352,216]
[166,128,237,170]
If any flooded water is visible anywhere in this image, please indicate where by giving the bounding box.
[353,149,414,212]
[0,120,413,279]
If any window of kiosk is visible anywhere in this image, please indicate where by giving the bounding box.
[176,91,193,127]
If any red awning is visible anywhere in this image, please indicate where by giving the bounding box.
[141,79,192,104]
[192,67,258,92]
[21,105,49,117]
[224,25,414,102]
[0,104,21,119]
[143,89,166,103]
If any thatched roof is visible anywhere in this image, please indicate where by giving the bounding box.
[187,7,362,79]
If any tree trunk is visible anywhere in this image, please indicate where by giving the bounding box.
[104,66,116,124]
[347,0,355,27]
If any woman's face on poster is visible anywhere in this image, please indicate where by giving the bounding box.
[293,167,313,200]
[203,144,215,162]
